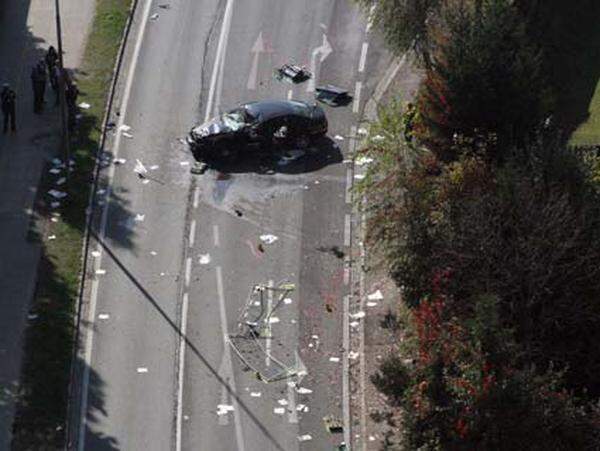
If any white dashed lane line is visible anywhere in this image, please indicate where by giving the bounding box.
[358,42,368,73]
[184,257,192,287]
[353,81,362,114]
[189,220,196,248]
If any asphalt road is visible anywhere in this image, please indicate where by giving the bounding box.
[79,0,384,449]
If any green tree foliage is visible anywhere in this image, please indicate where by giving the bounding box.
[415,0,550,161]
[354,0,442,60]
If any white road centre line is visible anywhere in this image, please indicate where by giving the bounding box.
[358,42,369,73]
[216,266,246,450]
[353,81,362,114]
[342,294,351,447]
[366,4,376,33]
[78,0,154,449]
[189,220,196,248]
[343,256,351,286]
[287,89,293,100]
[204,0,235,121]
[265,280,274,367]
[345,167,353,204]
[185,257,192,287]
[344,214,352,247]
[175,292,189,451]
[213,224,220,247]
[193,186,200,209]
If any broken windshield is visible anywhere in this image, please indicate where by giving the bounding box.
[222,112,246,131]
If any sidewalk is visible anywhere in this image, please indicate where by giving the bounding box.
[0,0,95,447]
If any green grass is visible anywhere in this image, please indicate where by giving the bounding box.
[571,83,600,146]
[11,0,132,448]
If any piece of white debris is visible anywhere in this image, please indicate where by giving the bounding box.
[277,399,288,406]
[369,435,376,441]
[296,387,313,395]
[142,179,150,184]
[134,159,148,175]
[283,298,293,305]
[47,235,56,240]
[355,156,374,166]
[199,254,211,265]
[349,311,365,319]
[50,217,59,223]
[311,334,319,340]
[150,12,159,20]
[98,313,110,320]
[259,234,279,244]
[136,367,148,373]
[97,189,106,196]
[113,158,127,165]
[119,124,131,132]
[48,189,67,199]
[179,161,190,166]
[273,407,285,415]
[122,132,134,139]
[91,251,101,258]
[250,392,262,398]
[348,351,359,360]
[268,317,280,324]
[150,251,157,256]
[372,134,385,142]
[217,404,234,415]
[134,213,145,222]
[27,313,38,320]
[55,177,66,186]
[354,174,365,181]
[349,321,359,328]
[51,157,63,166]
[78,102,91,109]
[329,356,340,363]
[95,269,106,275]
[296,404,308,412]
[314,180,320,184]
[357,127,368,135]
[366,301,378,307]
[308,343,314,348]
[50,201,61,209]
[367,289,384,301]
[298,434,312,442]
[49,167,61,174]
[149,164,159,170]
[334,134,344,141]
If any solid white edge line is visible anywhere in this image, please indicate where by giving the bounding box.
[344,214,352,247]
[345,167,353,204]
[353,81,362,114]
[342,294,351,447]
[189,220,196,248]
[185,257,192,287]
[77,0,154,449]
[213,224,220,247]
[193,186,200,209]
[359,212,367,451]
[204,0,235,122]
[175,292,189,451]
[358,42,368,73]
[265,280,274,367]
[216,266,246,451]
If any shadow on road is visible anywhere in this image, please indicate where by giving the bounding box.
[94,232,287,451]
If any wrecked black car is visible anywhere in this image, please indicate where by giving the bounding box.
[187,100,328,161]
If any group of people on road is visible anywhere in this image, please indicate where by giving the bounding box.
[2,45,80,134]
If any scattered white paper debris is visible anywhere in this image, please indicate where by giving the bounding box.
[134,159,147,175]
[367,289,384,301]
[49,168,61,174]
[296,404,308,412]
[273,407,285,415]
[349,311,365,319]
[268,317,280,324]
[150,251,157,256]
[28,313,38,320]
[283,298,293,305]
[50,201,61,209]
[180,161,190,166]
[142,179,150,184]
[296,387,313,395]
[122,132,134,139]
[250,392,262,398]
[98,313,110,320]
[119,124,131,132]
[334,134,344,141]
[47,235,56,240]
[356,156,374,166]
[372,134,384,142]
[259,234,279,244]
[277,399,288,406]
[51,158,63,166]
[149,165,159,170]
[50,217,59,223]
[48,189,67,199]
[95,269,106,275]
[354,174,365,181]
[78,102,91,109]
[314,180,320,184]
[136,367,148,373]
[349,321,359,328]
[311,334,319,340]
[134,213,145,222]
[357,127,368,135]
[91,251,101,258]
[97,189,106,195]
[55,177,66,186]
[217,404,234,415]
[308,343,314,348]
[349,351,359,360]
[150,12,159,20]
[113,158,127,165]
[329,356,340,363]
[369,435,376,441]
[199,254,211,265]
[287,381,297,388]
[366,302,378,307]
[298,434,312,442]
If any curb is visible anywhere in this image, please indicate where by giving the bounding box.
[65,0,141,448]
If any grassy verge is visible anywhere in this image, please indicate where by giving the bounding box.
[11,0,132,448]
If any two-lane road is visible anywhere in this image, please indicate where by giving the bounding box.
[78,0,383,449]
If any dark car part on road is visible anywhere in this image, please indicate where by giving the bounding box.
[187,100,327,162]
[316,84,353,107]
[274,62,312,83]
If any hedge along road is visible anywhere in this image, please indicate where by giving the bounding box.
[76,0,385,450]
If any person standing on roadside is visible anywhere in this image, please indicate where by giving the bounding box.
[37,60,47,107]
[66,81,79,131]
[46,47,59,104]
[1,84,17,133]
[30,64,45,113]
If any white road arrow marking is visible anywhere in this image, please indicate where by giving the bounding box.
[307,33,333,92]
[247,32,265,90]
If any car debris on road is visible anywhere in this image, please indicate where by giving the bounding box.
[275,62,312,83]
[315,84,352,107]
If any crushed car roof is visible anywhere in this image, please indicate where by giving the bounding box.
[243,100,315,122]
